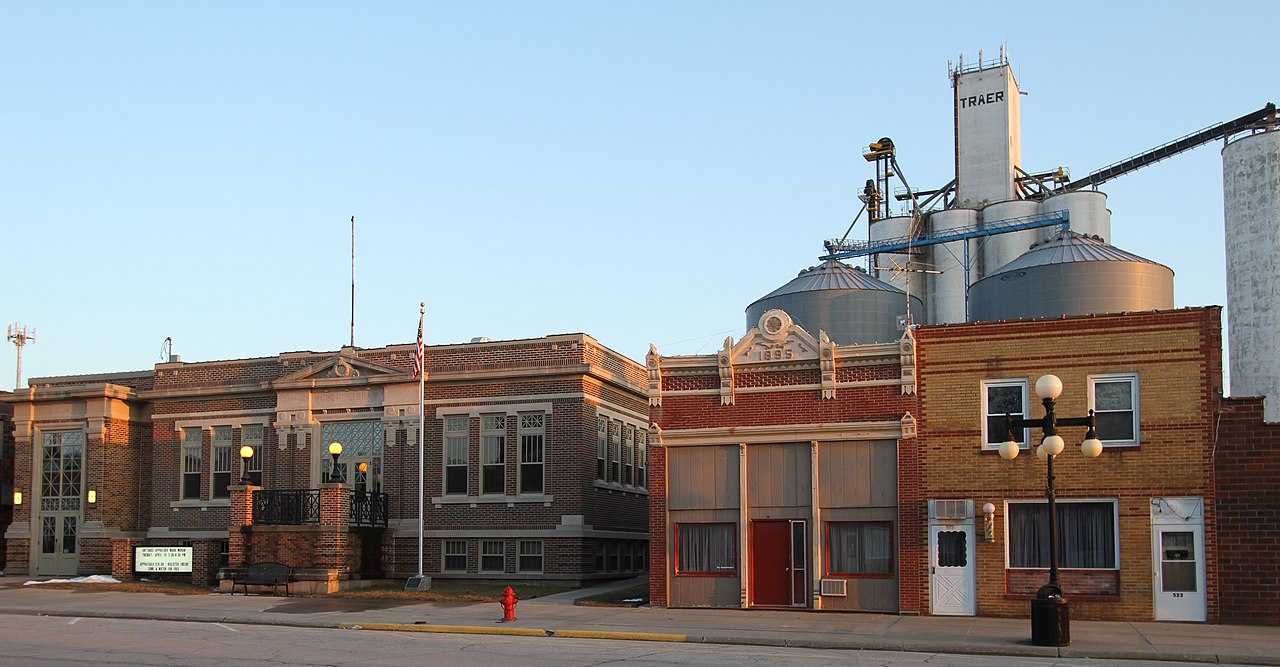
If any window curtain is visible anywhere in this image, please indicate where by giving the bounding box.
[1010,502,1114,568]
[678,523,735,573]
[830,523,892,574]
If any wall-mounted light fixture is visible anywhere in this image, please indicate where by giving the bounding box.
[982,502,996,541]
[13,491,21,505]
[87,490,97,504]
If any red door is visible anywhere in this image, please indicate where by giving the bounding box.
[751,520,807,607]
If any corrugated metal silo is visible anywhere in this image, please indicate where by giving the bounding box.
[968,230,1173,323]
[746,260,922,345]
[1224,130,1280,422]
[979,199,1042,280]
[926,208,980,324]
[1041,190,1112,242]
[869,215,925,304]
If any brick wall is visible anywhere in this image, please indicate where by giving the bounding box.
[915,308,1220,621]
[1214,396,1280,624]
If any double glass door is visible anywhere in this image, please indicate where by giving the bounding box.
[38,432,84,575]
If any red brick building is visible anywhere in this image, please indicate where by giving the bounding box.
[649,307,1255,622]
[1,334,649,590]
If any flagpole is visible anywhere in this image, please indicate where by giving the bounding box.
[417,302,426,579]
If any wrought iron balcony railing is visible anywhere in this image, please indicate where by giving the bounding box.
[251,489,388,528]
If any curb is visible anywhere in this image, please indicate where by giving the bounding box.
[342,622,688,644]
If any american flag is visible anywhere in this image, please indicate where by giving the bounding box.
[412,311,424,378]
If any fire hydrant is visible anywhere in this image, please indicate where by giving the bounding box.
[499,586,518,622]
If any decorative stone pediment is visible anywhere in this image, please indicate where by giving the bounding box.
[730,310,822,366]
[276,350,406,385]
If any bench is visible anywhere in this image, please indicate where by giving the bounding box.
[231,562,293,596]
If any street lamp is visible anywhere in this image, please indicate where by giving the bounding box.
[239,445,255,485]
[327,442,344,484]
[1000,374,1102,647]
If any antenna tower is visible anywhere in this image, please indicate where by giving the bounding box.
[7,323,36,390]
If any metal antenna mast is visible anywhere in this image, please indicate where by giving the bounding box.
[7,323,35,390]
[350,215,356,348]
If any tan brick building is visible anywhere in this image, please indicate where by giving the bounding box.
[2,334,649,589]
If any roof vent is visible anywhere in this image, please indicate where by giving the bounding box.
[470,337,492,344]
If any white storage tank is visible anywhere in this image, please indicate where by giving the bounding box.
[926,208,980,324]
[1224,129,1280,422]
[869,214,926,310]
[979,199,1043,281]
[968,230,1174,323]
[1042,190,1112,242]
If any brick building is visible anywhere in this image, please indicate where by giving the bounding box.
[649,307,1240,622]
[0,395,13,571]
[1,334,649,589]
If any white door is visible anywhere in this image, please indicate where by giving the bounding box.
[930,524,975,615]
[1153,524,1205,621]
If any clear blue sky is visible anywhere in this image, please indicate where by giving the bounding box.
[3,1,1276,385]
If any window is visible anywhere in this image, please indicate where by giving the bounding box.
[622,426,634,486]
[982,379,1029,449]
[518,540,543,572]
[481,415,506,494]
[182,428,203,500]
[321,420,380,486]
[444,416,469,495]
[676,523,736,575]
[211,426,233,499]
[609,422,620,483]
[1008,500,1117,569]
[1089,373,1139,445]
[827,522,893,576]
[636,429,647,489]
[443,539,467,572]
[607,541,619,571]
[519,414,544,494]
[481,540,505,572]
[243,424,264,486]
[596,417,607,481]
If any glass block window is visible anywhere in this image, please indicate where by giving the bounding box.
[320,420,381,457]
[212,427,233,499]
[444,415,469,495]
[518,413,544,494]
[443,539,467,572]
[1090,373,1139,445]
[182,428,203,500]
[481,415,506,495]
[596,417,607,481]
[481,540,505,572]
[518,540,543,573]
[982,379,1029,449]
[828,522,893,575]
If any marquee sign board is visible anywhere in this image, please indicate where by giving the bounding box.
[134,546,194,573]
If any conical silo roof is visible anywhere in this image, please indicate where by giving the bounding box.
[989,230,1165,275]
[753,260,904,301]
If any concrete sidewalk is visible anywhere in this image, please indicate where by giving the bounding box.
[0,577,1275,665]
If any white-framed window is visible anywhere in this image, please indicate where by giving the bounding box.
[443,539,467,572]
[636,428,647,489]
[181,428,203,500]
[1007,499,1118,569]
[481,415,506,495]
[609,421,620,483]
[481,539,505,572]
[243,424,264,486]
[518,413,544,494]
[827,522,893,576]
[622,425,634,486]
[518,540,543,572]
[1088,373,1139,446]
[596,417,607,481]
[675,523,736,575]
[444,415,469,496]
[211,426,233,499]
[982,378,1030,449]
